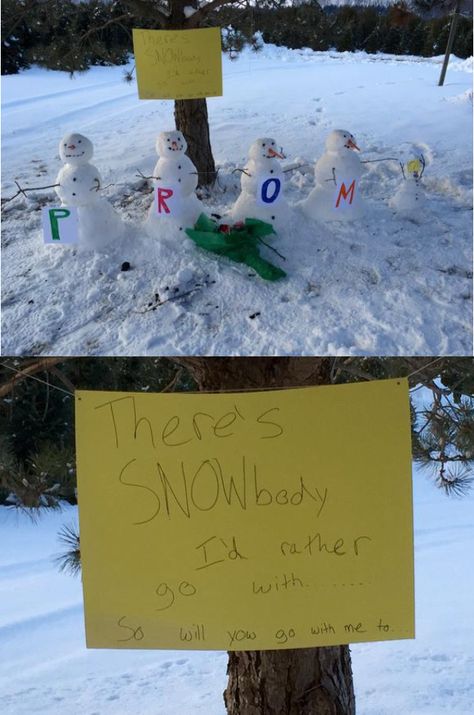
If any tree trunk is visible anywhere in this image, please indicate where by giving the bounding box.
[174,99,217,188]
[225,647,355,715]
[173,357,356,715]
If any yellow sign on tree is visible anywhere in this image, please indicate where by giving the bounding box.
[76,379,414,651]
[132,27,223,100]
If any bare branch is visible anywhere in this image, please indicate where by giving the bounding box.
[136,169,160,181]
[2,180,60,207]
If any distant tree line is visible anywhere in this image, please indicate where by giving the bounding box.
[2,0,472,75]
[226,2,472,58]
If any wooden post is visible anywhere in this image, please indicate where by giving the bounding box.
[438,0,462,87]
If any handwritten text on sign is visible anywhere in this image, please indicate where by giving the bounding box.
[76,379,414,651]
[133,28,223,100]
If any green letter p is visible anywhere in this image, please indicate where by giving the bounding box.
[49,208,71,241]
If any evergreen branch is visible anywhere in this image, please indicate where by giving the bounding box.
[70,13,131,46]
[122,0,169,27]
[57,12,133,67]
[336,360,378,382]
[55,524,81,576]
[0,359,71,399]
[4,0,38,39]
[436,464,473,497]
[49,367,77,396]
[161,369,184,392]
[186,0,245,28]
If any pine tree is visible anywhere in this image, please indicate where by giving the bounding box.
[0,357,194,507]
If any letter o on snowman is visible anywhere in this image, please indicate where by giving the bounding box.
[257,176,282,207]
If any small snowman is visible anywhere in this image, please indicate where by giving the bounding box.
[56,132,125,251]
[301,129,365,223]
[390,157,426,221]
[231,138,289,232]
[146,130,203,239]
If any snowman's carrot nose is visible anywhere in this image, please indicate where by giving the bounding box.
[172,141,178,149]
[68,144,76,150]
[268,147,284,159]
[347,139,360,151]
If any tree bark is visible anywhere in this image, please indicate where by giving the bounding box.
[224,647,355,715]
[172,357,356,715]
[174,98,217,188]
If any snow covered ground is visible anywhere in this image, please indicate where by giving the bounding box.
[1,45,472,355]
[1,467,473,714]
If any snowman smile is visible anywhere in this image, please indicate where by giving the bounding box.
[65,151,86,158]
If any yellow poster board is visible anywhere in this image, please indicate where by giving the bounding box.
[132,27,223,100]
[76,379,414,651]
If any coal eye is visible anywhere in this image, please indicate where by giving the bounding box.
[262,143,266,147]
[64,144,67,146]
[272,141,275,145]
[78,140,82,143]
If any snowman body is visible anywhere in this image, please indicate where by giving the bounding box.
[56,163,102,207]
[55,132,124,251]
[301,130,365,222]
[146,131,203,239]
[231,138,290,232]
[390,163,426,221]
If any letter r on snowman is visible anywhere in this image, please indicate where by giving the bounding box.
[154,183,183,216]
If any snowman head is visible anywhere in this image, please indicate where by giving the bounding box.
[326,130,360,153]
[157,131,187,156]
[59,133,93,164]
[406,158,423,181]
[248,138,285,162]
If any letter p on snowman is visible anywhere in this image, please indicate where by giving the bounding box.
[42,207,79,244]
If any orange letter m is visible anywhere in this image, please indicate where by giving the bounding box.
[335,180,356,208]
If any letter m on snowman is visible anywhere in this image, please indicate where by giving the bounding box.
[333,178,357,213]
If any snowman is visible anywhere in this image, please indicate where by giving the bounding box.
[56,132,125,250]
[231,138,289,232]
[146,130,203,240]
[390,157,427,221]
[301,129,365,222]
